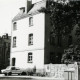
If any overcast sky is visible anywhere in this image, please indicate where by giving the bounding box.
[0,0,42,36]
[0,0,26,36]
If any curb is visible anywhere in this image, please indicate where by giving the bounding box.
[0,75,64,80]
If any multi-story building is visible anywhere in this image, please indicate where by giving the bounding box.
[0,34,11,72]
[10,0,53,69]
[10,0,80,69]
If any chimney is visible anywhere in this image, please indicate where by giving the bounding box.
[25,0,32,13]
[19,7,25,14]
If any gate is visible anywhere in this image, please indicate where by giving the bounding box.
[64,71,75,80]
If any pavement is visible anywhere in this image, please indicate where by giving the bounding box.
[0,74,64,80]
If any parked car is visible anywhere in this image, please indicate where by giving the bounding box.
[1,66,27,76]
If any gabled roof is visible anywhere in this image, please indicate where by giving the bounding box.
[28,0,46,14]
[12,13,29,22]
[12,0,46,22]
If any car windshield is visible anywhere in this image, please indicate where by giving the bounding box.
[16,67,20,70]
[6,66,11,69]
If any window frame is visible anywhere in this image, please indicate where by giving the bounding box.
[29,17,33,27]
[13,37,16,48]
[28,33,33,46]
[13,22,17,30]
[28,52,33,63]
[50,32,55,46]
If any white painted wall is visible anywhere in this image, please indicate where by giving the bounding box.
[11,50,44,69]
[32,0,42,4]
[10,13,45,69]
[11,13,45,52]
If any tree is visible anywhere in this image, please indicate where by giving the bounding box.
[61,45,80,64]
[39,0,80,63]
[39,0,80,38]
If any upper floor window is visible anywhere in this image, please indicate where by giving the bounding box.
[29,17,33,26]
[50,32,55,46]
[13,37,16,47]
[28,52,33,63]
[28,34,33,45]
[13,22,17,30]
[57,36,62,47]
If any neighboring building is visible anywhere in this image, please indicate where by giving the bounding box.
[0,34,11,72]
[10,0,80,70]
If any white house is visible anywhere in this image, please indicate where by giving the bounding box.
[10,0,62,70]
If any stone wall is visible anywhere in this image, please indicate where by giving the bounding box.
[44,63,78,80]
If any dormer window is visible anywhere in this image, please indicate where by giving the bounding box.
[29,17,33,26]
[13,22,17,30]
[19,7,25,13]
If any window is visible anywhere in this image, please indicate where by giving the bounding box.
[50,32,55,45]
[29,17,33,26]
[13,37,16,47]
[12,58,16,66]
[13,22,17,30]
[57,36,62,47]
[50,52,55,64]
[28,53,33,63]
[11,67,15,70]
[28,34,33,45]
[50,36,55,45]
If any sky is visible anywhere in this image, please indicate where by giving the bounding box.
[0,0,42,36]
[0,0,26,36]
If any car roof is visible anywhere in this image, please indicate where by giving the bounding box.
[7,66,20,68]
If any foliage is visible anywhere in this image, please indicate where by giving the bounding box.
[61,45,80,64]
[39,0,80,63]
[36,69,46,77]
[26,68,34,76]
[39,0,80,36]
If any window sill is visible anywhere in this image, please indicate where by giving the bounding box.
[29,25,33,27]
[28,62,33,63]
[12,46,16,48]
[28,44,33,46]
[13,29,17,31]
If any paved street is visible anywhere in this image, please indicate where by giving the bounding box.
[0,74,64,80]
[0,77,32,80]
[0,74,32,80]
[0,77,63,80]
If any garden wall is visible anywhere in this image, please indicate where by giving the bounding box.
[44,62,79,80]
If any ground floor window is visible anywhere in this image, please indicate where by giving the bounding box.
[12,58,16,66]
[28,52,33,63]
[50,52,62,64]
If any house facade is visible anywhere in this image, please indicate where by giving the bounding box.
[10,0,49,69]
[10,0,76,69]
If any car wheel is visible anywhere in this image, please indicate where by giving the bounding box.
[4,73,7,76]
[21,72,26,75]
[8,72,12,76]
[18,73,21,75]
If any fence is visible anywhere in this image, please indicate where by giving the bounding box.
[44,62,78,80]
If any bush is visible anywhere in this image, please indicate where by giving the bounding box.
[26,68,34,76]
[36,69,46,77]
